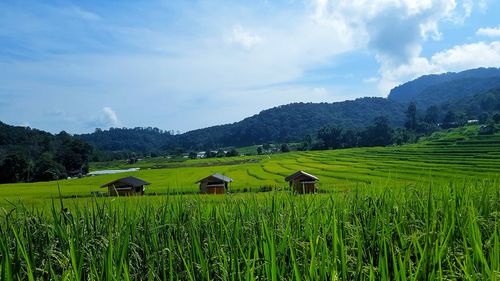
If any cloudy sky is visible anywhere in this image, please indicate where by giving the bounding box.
[1,0,500,134]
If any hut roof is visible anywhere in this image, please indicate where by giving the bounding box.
[195,173,233,184]
[100,176,151,188]
[285,171,319,182]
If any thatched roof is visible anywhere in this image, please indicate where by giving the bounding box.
[101,176,151,188]
[195,173,233,184]
[285,171,318,182]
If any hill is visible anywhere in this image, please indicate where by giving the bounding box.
[388,67,500,108]
[0,122,92,183]
[78,68,500,152]
[77,127,175,155]
[176,97,406,149]
[76,97,406,152]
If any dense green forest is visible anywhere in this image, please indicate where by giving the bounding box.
[0,122,92,183]
[175,97,407,149]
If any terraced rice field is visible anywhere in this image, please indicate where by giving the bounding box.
[1,126,499,204]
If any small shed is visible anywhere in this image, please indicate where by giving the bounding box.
[101,176,150,196]
[196,173,233,194]
[285,171,318,194]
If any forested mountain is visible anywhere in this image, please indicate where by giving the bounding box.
[74,68,500,152]
[388,67,500,108]
[176,97,406,149]
[436,88,500,120]
[0,122,92,183]
[77,127,174,154]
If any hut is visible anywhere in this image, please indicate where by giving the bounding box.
[101,176,150,196]
[285,171,318,194]
[196,173,233,194]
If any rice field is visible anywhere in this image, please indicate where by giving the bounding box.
[0,125,499,279]
[1,126,499,203]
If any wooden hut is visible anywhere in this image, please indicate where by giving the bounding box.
[101,176,150,196]
[285,171,318,194]
[196,173,233,194]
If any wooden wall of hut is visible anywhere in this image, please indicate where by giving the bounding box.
[291,177,316,194]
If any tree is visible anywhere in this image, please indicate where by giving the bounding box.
[302,134,312,150]
[361,116,393,147]
[205,150,216,158]
[257,146,263,155]
[493,113,500,124]
[33,153,65,181]
[0,153,29,183]
[405,102,418,130]
[280,144,290,153]
[188,152,198,159]
[216,149,226,158]
[262,143,271,151]
[442,110,457,128]
[424,106,439,124]
[341,129,359,148]
[317,126,343,149]
[226,149,239,157]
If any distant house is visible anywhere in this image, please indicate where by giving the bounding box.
[285,171,318,194]
[196,173,233,194]
[101,176,150,196]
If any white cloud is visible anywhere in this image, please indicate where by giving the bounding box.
[227,25,263,49]
[477,25,500,37]
[309,0,460,66]
[363,77,379,83]
[102,107,121,127]
[378,41,500,95]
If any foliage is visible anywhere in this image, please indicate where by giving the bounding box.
[0,181,498,280]
[176,98,406,149]
[0,122,92,183]
[280,143,290,152]
[388,67,500,107]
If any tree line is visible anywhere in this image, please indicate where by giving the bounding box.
[0,123,92,183]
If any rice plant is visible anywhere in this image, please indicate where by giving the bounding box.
[1,179,499,280]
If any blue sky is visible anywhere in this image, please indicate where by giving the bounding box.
[1,0,500,134]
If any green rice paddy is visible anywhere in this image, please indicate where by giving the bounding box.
[0,125,499,279]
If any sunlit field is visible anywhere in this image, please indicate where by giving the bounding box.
[1,126,499,279]
[1,126,499,205]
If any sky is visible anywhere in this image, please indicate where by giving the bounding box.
[1,0,500,134]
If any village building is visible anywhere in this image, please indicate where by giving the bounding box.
[285,171,318,194]
[101,176,150,196]
[196,173,233,194]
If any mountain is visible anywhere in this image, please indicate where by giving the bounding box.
[75,67,500,152]
[388,67,500,108]
[77,127,174,154]
[176,97,406,149]
[437,88,500,119]
[76,97,406,152]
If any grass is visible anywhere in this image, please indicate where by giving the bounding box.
[0,125,499,279]
[0,181,499,280]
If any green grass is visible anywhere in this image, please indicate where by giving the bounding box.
[0,181,499,280]
[0,125,499,279]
